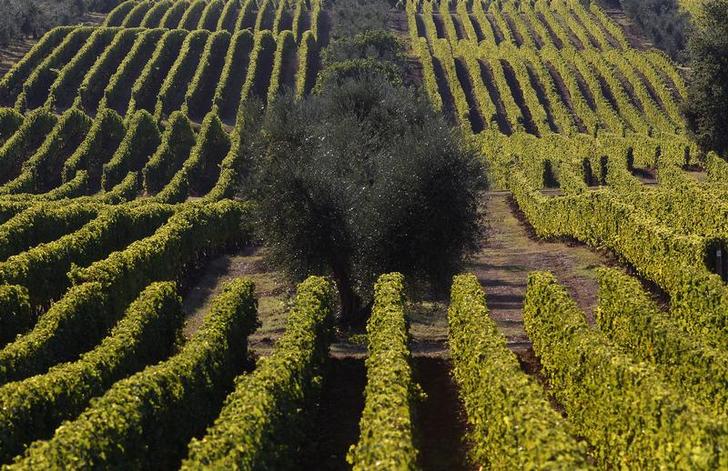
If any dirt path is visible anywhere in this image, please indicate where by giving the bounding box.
[470,193,609,352]
[181,246,291,355]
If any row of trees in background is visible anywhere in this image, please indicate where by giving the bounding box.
[0,0,115,46]
[615,0,690,60]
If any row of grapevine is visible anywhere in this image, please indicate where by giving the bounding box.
[508,167,728,346]
[347,273,419,469]
[0,105,253,201]
[409,0,627,51]
[409,0,687,138]
[104,0,321,38]
[0,282,182,462]
[0,25,318,122]
[7,277,258,469]
[524,272,728,468]
[448,274,590,468]
[595,268,728,416]
[182,276,334,468]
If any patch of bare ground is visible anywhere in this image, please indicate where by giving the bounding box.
[413,357,471,471]
[181,246,292,356]
[596,0,653,50]
[470,193,612,350]
[432,57,457,125]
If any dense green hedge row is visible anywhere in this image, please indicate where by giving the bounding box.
[0,108,91,195]
[184,30,231,120]
[69,200,251,308]
[266,30,297,104]
[0,203,98,261]
[155,29,211,120]
[596,268,728,416]
[0,27,74,106]
[0,286,31,347]
[0,203,173,308]
[347,273,418,470]
[448,274,591,468]
[46,28,120,112]
[182,276,334,469]
[62,108,126,189]
[78,28,141,113]
[128,29,187,115]
[99,28,165,114]
[156,110,231,202]
[8,278,258,469]
[101,110,161,191]
[15,27,94,111]
[240,30,276,105]
[0,109,22,146]
[142,111,196,194]
[0,109,57,186]
[0,281,183,463]
[524,271,728,469]
[213,29,254,121]
[508,167,728,342]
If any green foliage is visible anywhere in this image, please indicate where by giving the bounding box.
[240,30,277,105]
[128,29,188,115]
[267,30,297,104]
[16,27,94,111]
[104,0,138,26]
[155,29,211,120]
[523,271,728,469]
[142,111,196,194]
[184,30,231,120]
[0,285,32,346]
[213,29,254,121]
[0,203,173,308]
[101,110,161,191]
[251,78,485,319]
[8,278,259,470]
[99,28,165,114]
[0,27,74,105]
[62,108,126,190]
[347,273,418,469]
[0,281,183,463]
[596,268,728,414]
[78,28,141,113]
[448,274,591,468]
[182,276,334,469]
[0,109,23,146]
[684,0,728,154]
[158,110,230,201]
[619,0,689,59]
[69,201,252,310]
[0,107,91,195]
[0,203,98,261]
[46,28,119,111]
[0,109,57,185]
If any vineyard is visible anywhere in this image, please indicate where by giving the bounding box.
[0,0,726,468]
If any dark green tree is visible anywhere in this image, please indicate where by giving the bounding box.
[247,76,486,324]
[683,0,728,155]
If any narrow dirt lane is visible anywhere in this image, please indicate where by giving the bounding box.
[470,193,609,351]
